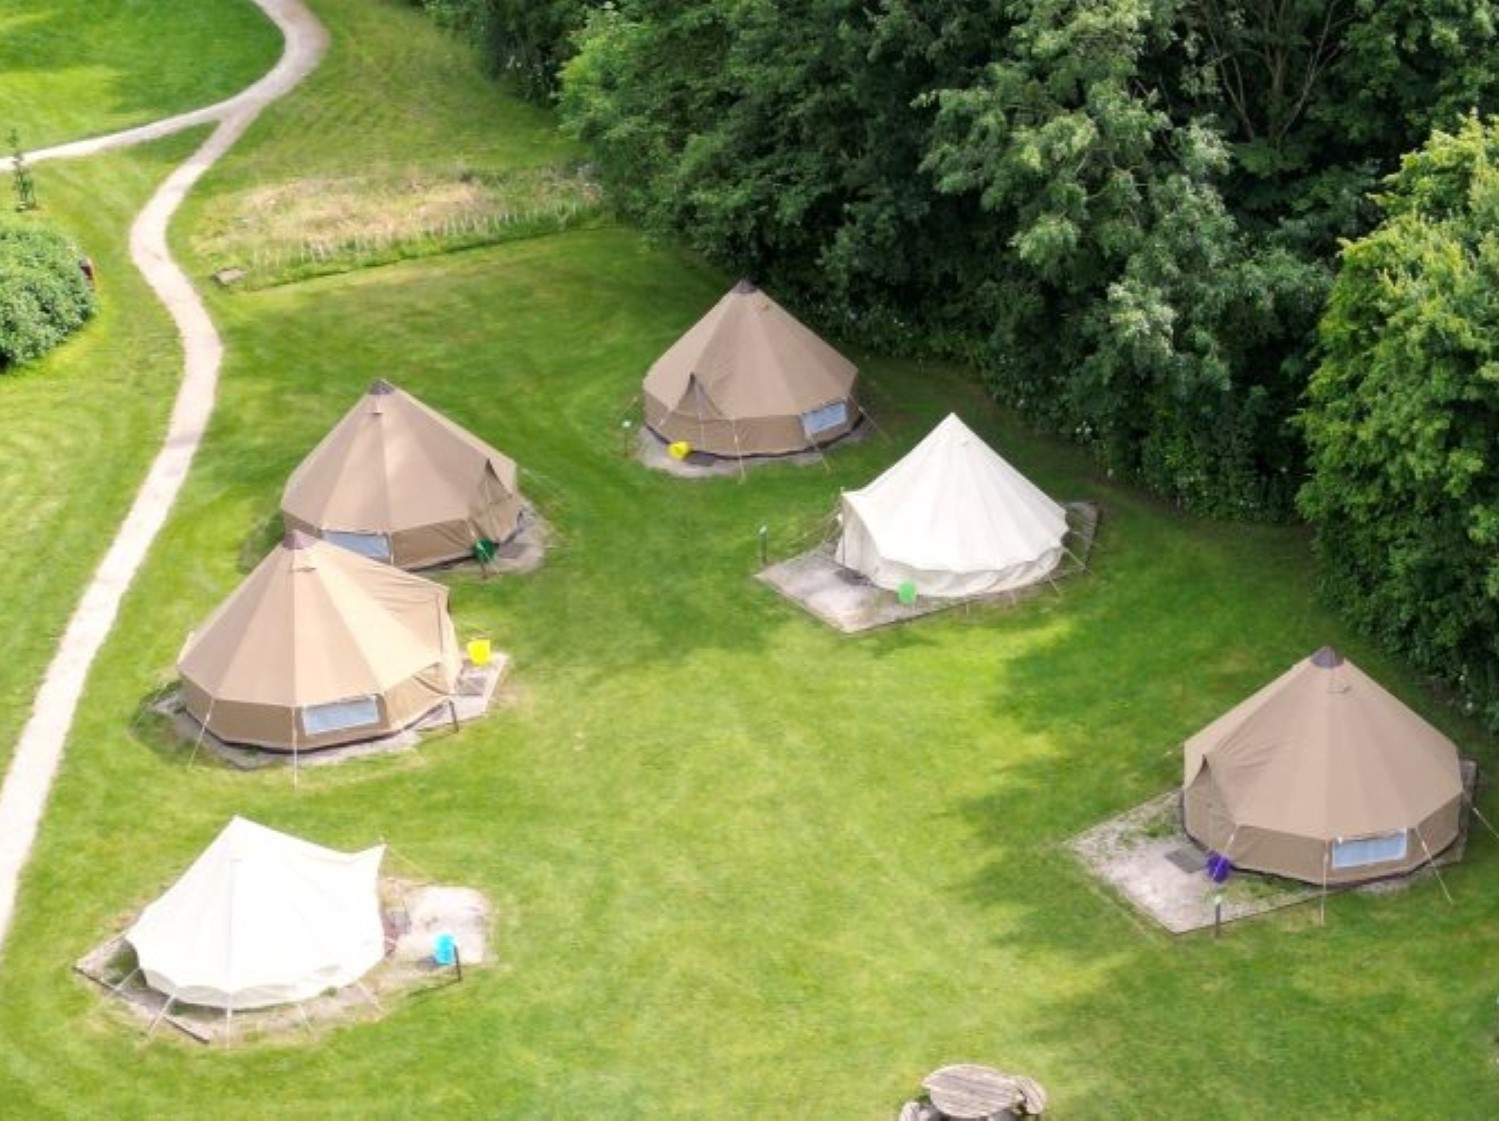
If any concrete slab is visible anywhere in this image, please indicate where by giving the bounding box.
[756,502,1099,633]
[75,879,493,1046]
[1070,760,1479,934]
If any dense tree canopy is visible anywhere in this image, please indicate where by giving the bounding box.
[1300,115,1499,725]
[540,0,1499,516]
[416,4,1499,514]
[0,215,95,369]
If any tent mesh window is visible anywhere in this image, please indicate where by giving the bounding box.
[324,530,393,562]
[1331,831,1409,871]
[800,400,848,439]
[300,695,382,737]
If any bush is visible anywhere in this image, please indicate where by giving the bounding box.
[1299,115,1499,726]
[0,215,95,368]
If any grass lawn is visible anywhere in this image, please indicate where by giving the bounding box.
[0,0,280,149]
[0,131,205,776]
[1,1,1498,1117]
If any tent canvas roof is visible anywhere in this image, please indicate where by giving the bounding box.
[1184,647,1462,840]
[643,280,857,420]
[126,817,385,1010]
[282,379,519,536]
[840,413,1067,575]
[178,531,455,708]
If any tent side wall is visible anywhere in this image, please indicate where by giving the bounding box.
[181,671,452,753]
[644,390,858,457]
[289,506,523,570]
[836,503,1064,599]
[1182,769,1237,855]
[1185,768,1464,885]
[390,516,497,569]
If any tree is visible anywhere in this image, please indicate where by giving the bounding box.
[920,0,1324,514]
[9,130,37,212]
[1299,114,1499,724]
[547,0,1499,519]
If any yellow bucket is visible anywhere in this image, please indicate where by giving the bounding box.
[466,638,492,667]
[668,440,692,460]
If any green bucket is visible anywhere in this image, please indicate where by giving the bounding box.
[897,580,917,606]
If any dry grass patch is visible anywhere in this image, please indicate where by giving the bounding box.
[189,162,603,287]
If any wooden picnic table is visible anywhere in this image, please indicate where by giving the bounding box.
[921,1063,1046,1119]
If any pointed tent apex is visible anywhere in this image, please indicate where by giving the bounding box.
[731,278,758,295]
[368,378,396,395]
[283,529,318,551]
[1310,645,1344,668]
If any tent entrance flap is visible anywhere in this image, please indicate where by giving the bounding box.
[300,696,381,737]
[324,530,392,563]
[801,400,848,439]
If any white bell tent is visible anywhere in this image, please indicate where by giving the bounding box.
[835,414,1069,599]
[125,817,385,1020]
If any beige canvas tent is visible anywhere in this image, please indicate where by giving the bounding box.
[178,531,462,753]
[126,817,385,1013]
[643,279,860,457]
[282,379,525,569]
[1183,646,1464,886]
[835,414,1069,598]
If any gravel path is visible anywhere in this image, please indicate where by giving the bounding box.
[0,0,327,959]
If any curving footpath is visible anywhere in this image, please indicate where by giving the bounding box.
[0,0,327,959]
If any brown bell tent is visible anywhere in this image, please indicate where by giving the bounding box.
[1183,646,1464,886]
[282,379,525,569]
[642,279,859,458]
[177,532,462,752]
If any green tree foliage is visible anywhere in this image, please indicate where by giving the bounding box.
[0,215,95,368]
[546,0,1499,517]
[1300,114,1499,723]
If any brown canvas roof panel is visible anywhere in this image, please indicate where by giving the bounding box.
[642,280,859,456]
[177,532,462,751]
[1182,646,1464,884]
[282,380,525,568]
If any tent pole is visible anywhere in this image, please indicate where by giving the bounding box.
[356,980,384,1014]
[691,378,709,457]
[1462,793,1499,842]
[806,420,832,473]
[730,422,747,482]
[855,400,889,444]
[145,995,175,1039]
[186,695,215,769]
[110,966,140,996]
[296,1002,314,1038]
[1413,825,1454,904]
[1320,847,1329,926]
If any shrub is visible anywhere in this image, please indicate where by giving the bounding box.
[0,215,95,368]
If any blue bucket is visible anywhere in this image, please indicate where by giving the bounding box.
[433,932,457,966]
[1206,852,1234,884]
